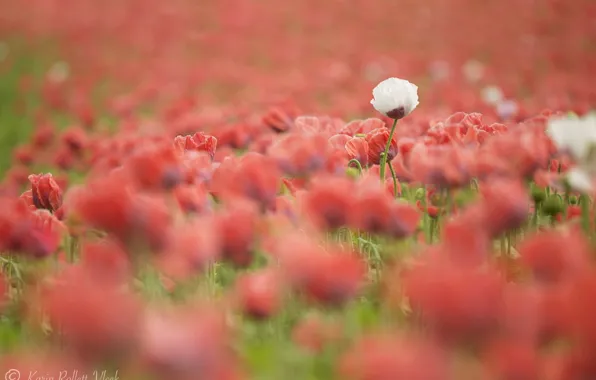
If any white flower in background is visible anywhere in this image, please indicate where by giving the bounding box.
[566,167,594,193]
[462,59,485,82]
[370,77,419,120]
[47,61,70,83]
[547,114,596,192]
[428,60,450,82]
[496,99,519,120]
[0,42,8,62]
[481,85,504,105]
[547,114,596,161]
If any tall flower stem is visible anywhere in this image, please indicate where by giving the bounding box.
[580,194,591,235]
[388,161,398,198]
[379,119,398,183]
[348,159,363,175]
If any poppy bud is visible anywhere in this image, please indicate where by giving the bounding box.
[346,167,360,179]
[530,186,546,205]
[542,195,564,217]
[28,173,63,212]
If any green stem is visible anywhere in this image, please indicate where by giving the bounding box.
[379,119,398,182]
[532,202,539,230]
[388,161,398,198]
[68,235,78,263]
[348,159,363,175]
[580,194,591,235]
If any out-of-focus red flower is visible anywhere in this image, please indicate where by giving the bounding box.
[53,147,75,170]
[268,133,328,177]
[235,269,284,320]
[441,212,491,266]
[173,183,212,214]
[277,235,366,307]
[483,339,542,380]
[261,103,299,133]
[126,144,183,191]
[292,116,344,137]
[402,253,505,344]
[156,217,220,281]
[0,197,62,258]
[407,143,473,188]
[69,176,171,251]
[561,269,596,352]
[216,201,258,268]
[211,153,280,210]
[518,229,590,284]
[339,118,386,136]
[301,176,355,230]
[479,178,530,237]
[31,123,55,149]
[80,239,131,286]
[139,306,237,380]
[28,173,63,212]
[40,265,142,362]
[61,126,88,154]
[350,179,420,238]
[13,145,34,166]
[338,334,449,380]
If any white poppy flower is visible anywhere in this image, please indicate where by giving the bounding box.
[547,114,596,162]
[481,85,504,105]
[462,60,484,82]
[547,114,596,193]
[496,99,519,120]
[566,167,594,193]
[370,77,419,120]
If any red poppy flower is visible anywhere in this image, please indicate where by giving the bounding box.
[518,229,590,284]
[365,128,398,165]
[402,253,505,344]
[268,133,328,176]
[338,334,448,380]
[339,118,386,136]
[277,235,366,307]
[211,153,280,210]
[139,306,236,380]
[261,103,299,133]
[483,339,542,380]
[301,176,355,230]
[80,239,131,286]
[350,179,420,238]
[345,136,370,168]
[173,132,218,160]
[40,265,142,362]
[28,173,63,212]
[216,201,258,267]
[235,269,284,319]
[157,217,220,281]
[126,144,183,191]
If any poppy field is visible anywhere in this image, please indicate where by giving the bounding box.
[0,0,595,379]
